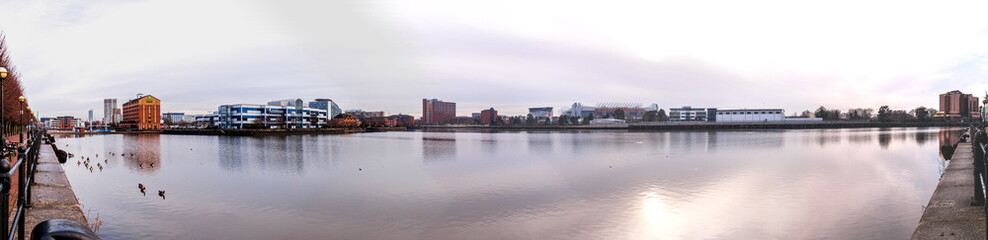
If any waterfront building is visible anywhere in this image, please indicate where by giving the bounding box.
[422,99,456,124]
[193,113,219,128]
[669,106,715,121]
[329,114,360,127]
[39,117,54,129]
[308,99,342,118]
[529,107,553,118]
[471,113,482,118]
[590,118,627,124]
[645,104,659,112]
[345,110,385,118]
[563,103,596,118]
[594,103,647,120]
[163,112,186,124]
[113,108,122,124]
[448,116,477,125]
[218,99,328,129]
[387,114,415,126]
[935,90,981,122]
[480,108,498,125]
[715,109,785,122]
[55,116,82,130]
[87,110,93,125]
[103,98,117,124]
[121,95,162,130]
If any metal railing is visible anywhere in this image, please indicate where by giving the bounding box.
[0,129,99,240]
[0,130,42,240]
[970,126,988,240]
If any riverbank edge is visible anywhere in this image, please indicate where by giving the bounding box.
[912,139,986,239]
[424,121,969,131]
[25,143,90,238]
[49,127,411,136]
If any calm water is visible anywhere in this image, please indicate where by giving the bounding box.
[56,127,958,239]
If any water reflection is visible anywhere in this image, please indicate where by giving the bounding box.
[939,129,961,160]
[878,132,891,149]
[423,135,457,162]
[847,133,873,144]
[56,128,955,239]
[915,131,931,145]
[218,136,247,171]
[122,134,161,173]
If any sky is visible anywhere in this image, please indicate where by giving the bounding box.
[1,0,988,118]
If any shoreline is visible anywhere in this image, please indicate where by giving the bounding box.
[423,121,970,131]
[45,122,971,136]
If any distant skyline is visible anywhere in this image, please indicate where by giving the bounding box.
[1,0,988,118]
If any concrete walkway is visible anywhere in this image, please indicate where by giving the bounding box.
[913,142,987,239]
[20,144,88,238]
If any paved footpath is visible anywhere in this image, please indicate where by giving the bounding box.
[913,142,987,239]
[20,143,88,238]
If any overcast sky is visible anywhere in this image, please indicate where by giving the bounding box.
[1,0,987,118]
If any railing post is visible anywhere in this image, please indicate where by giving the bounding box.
[25,138,33,209]
[16,146,25,240]
[0,157,11,240]
[974,129,986,206]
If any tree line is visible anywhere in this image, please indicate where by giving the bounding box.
[806,106,941,122]
[0,34,32,137]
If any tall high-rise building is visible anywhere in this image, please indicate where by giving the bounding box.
[937,90,981,122]
[121,95,161,130]
[87,109,93,125]
[422,99,455,124]
[103,98,117,124]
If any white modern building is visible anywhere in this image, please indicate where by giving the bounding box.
[194,113,220,128]
[715,109,824,123]
[670,106,715,121]
[715,109,785,122]
[590,118,627,124]
[529,107,553,118]
[563,103,596,118]
[218,99,329,129]
[308,98,342,119]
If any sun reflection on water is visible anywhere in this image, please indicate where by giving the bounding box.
[640,191,681,239]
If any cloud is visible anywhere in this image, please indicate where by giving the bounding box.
[2,0,988,117]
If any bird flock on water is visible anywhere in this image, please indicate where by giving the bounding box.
[67,145,169,200]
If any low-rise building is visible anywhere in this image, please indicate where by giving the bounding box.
[670,106,715,121]
[329,114,360,127]
[345,110,385,118]
[529,107,553,118]
[218,99,328,129]
[590,118,626,125]
[715,109,785,122]
[194,113,219,128]
[308,99,342,119]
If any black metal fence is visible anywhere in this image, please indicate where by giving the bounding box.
[969,126,988,240]
[0,130,99,240]
[0,129,42,240]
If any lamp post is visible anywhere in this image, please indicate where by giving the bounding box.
[17,96,24,143]
[22,108,28,143]
[0,67,7,146]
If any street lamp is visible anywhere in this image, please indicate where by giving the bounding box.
[24,107,30,139]
[0,67,7,147]
[17,96,24,143]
